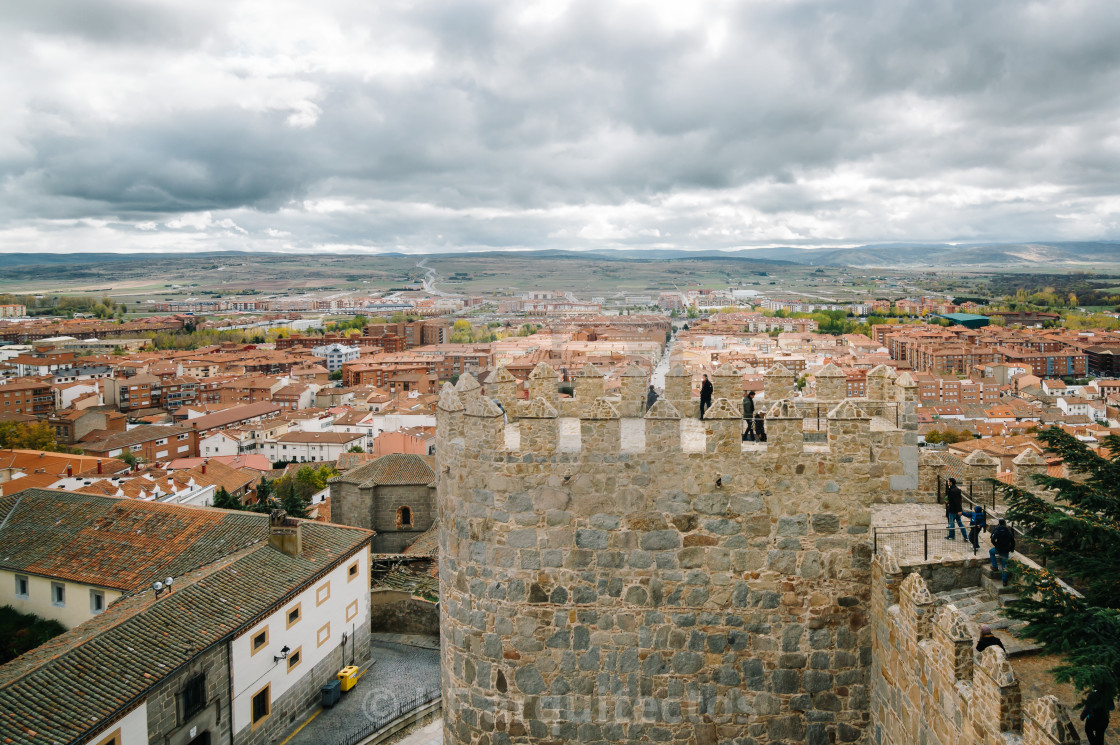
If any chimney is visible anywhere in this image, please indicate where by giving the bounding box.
[268,510,303,557]
[202,459,207,475]
[97,459,103,474]
[66,465,73,477]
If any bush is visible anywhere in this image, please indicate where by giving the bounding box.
[0,605,67,663]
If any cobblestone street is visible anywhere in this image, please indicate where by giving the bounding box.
[286,636,440,745]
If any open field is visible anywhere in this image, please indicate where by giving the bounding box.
[0,251,1002,306]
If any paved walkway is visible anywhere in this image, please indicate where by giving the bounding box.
[395,719,443,745]
[286,637,440,745]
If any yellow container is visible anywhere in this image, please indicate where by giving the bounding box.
[337,665,359,692]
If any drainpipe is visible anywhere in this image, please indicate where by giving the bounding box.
[227,638,235,745]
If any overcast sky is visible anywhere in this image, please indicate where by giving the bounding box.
[2,0,1119,255]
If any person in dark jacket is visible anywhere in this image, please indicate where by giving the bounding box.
[975,624,1005,654]
[754,411,766,442]
[1080,692,1112,745]
[742,391,756,441]
[962,504,987,555]
[989,518,1016,585]
[699,374,713,420]
[944,478,967,541]
[646,385,659,412]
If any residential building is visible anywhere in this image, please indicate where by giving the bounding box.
[0,490,372,745]
[311,342,361,372]
[263,431,363,463]
[79,425,199,461]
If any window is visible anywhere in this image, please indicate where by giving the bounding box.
[51,582,65,607]
[346,599,359,622]
[396,505,413,529]
[286,646,302,673]
[95,729,121,745]
[285,603,301,629]
[90,589,105,614]
[347,561,360,582]
[317,622,331,648]
[181,673,206,720]
[316,582,331,606]
[15,575,28,599]
[251,626,269,656]
[251,685,270,727]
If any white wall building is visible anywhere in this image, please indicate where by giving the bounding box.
[311,342,361,372]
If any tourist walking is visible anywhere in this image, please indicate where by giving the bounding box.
[944,478,968,541]
[962,504,987,555]
[754,411,766,442]
[742,391,756,441]
[646,384,659,412]
[1081,694,1112,745]
[699,374,713,420]
[989,518,1015,586]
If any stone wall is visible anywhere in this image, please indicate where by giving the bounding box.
[146,642,231,745]
[436,364,922,745]
[331,480,435,553]
[870,548,1081,745]
[371,589,441,636]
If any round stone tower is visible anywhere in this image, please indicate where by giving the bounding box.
[436,364,918,744]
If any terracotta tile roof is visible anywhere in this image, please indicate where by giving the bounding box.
[0,489,265,591]
[0,516,372,745]
[78,424,193,451]
[331,453,435,487]
[402,521,439,557]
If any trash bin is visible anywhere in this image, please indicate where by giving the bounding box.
[337,665,359,692]
[321,680,341,708]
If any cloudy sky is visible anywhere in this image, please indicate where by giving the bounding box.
[2,0,1119,255]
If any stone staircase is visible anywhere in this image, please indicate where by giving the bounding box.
[933,580,1040,657]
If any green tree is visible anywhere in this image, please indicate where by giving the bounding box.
[211,487,242,510]
[119,450,137,468]
[280,478,309,519]
[251,477,279,513]
[999,427,1120,718]
[348,445,365,453]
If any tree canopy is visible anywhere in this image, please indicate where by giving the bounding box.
[999,427,1120,715]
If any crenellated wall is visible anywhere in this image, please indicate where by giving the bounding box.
[436,363,923,745]
[870,547,1082,745]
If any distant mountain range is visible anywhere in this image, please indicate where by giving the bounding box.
[737,241,1120,269]
[0,242,1116,271]
[576,242,1120,269]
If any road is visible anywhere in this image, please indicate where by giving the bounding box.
[416,259,453,297]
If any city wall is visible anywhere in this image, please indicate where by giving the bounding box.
[436,362,921,745]
[870,547,1081,745]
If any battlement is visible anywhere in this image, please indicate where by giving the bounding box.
[871,549,1082,745]
[440,363,918,464]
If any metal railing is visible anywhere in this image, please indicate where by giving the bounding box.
[332,685,441,745]
[936,474,999,511]
[873,492,1049,568]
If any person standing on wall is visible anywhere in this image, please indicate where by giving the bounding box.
[699,374,713,420]
[646,384,659,412]
[944,477,968,541]
[742,390,755,441]
[754,411,766,442]
[989,518,1015,586]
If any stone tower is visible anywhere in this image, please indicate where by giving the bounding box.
[436,363,919,745]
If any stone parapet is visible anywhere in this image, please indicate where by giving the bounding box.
[870,560,1077,745]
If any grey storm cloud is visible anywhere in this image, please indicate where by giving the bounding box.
[1,0,1119,254]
